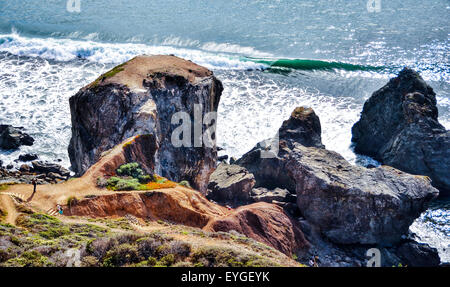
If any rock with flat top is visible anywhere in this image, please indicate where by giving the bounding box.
[68,55,223,194]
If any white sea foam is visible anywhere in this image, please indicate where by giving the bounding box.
[0,32,267,71]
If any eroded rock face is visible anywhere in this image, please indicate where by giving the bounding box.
[206,163,255,206]
[204,202,310,256]
[237,106,439,246]
[352,68,450,194]
[68,55,223,193]
[0,125,34,150]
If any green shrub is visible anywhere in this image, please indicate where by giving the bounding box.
[102,243,141,267]
[81,256,99,267]
[116,162,144,178]
[158,254,175,267]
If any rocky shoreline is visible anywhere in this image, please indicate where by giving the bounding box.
[1,55,448,267]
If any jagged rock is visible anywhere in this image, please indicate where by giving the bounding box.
[395,241,441,267]
[31,161,70,177]
[279,107,324,149]
[237,107,324,191]
[237,106,439,246]
[68,55,223,194]
[352,68,450,194]
[286,144,438,245]
[217,155,228,162]
[18,153,38,162]
[0,125,34,150]
[206,163,255,206]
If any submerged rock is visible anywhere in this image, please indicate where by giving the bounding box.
[237,106,439,246]
[0,125,34,150]
[68,55,223,193]
[206,163,255,206]
[352,68,450,194]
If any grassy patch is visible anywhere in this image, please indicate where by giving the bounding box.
[103,162,176,191]
[89,62,127,88]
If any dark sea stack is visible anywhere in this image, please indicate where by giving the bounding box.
[206,163,255,206]
[0,125,34,150]
[237,106,323,191]
[237,106,439,246]
[352,68,450,194]
[68,55,223,193]
[279,107,324,149]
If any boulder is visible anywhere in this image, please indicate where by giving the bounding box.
[395,241,441,267]
[0,125,34,150]
[352,68,449,194]
[68,55,223,194]
[237,106,439,245]
[237,107,324,191]
[286,144,438,245]
[18,153,38,162]
[31,161,70,177]
[206,163,255,206]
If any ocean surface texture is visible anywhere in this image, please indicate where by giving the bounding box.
[0,0,448,262]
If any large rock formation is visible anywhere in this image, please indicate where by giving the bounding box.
[0,125,34,150]
[68,55,223,193]
[237,106,439,246]
[352,68,449,194]
[237,107,324,192]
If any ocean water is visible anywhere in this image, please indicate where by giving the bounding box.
[0,0,448,262]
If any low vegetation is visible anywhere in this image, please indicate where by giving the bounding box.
[0,212,300,267]
[97,162,177,191]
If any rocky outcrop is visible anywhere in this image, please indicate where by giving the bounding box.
[279,107,324,149]
[68,55,223,193]
[206,163,255,206]
[205,202,310,256]
[237,107,323,192]
[237,106,439,247]
[31,161,70,177]
[0,125,34,150]
[287,145,438,245]
[352,68,450,194]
